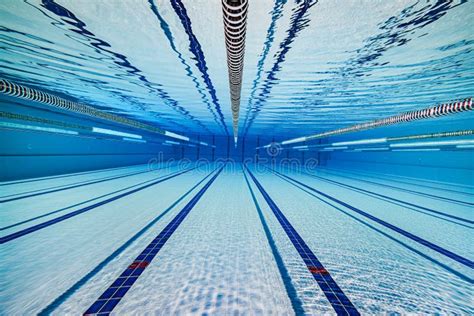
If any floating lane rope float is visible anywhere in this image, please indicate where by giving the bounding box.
[0,79,211,146]
[222,0,248,145]
[262,98,473,147]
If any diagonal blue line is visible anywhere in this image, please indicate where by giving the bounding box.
[272,169,473,284]
[83,165,224,315]
[270,168,474,269]
[300,170,473,225]
[38,167,217,315]
[169,0,229,135]
[243,168,305,315]
[148,0,224,134]
[0,167,196,243]
[246,166,360,315]
[0,168,154,203]
[243,0,318,137]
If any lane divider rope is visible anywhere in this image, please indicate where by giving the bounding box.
[222,0,248,144]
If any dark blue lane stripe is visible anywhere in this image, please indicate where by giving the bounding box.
[321,167,474,196]
[39,0,202,133]
[245,167,359,316]
[241,0,287,139]
[0,167,196,244]
[242,0,318,137]
[242,169,305,315]
[148,0,224,135]
[0,167,157,203]
[1,165,176,231]
[39,167,218,315]
[270,169,474,269]
[0,164,143,187]
[83,165,224,315]
[300,170,473,225]
[273,173,473,284]
[169,0,229,135]
[318,168,473,206]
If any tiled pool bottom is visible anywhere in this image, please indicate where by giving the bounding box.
[1,163,472,315]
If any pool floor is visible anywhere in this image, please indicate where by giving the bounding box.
[1,163,472,315]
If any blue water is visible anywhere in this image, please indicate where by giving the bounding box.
[1,0,473,315]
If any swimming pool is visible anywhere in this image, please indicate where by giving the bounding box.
[1,0,473,315]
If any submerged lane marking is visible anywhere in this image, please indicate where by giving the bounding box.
[300,170,473,225]
[0,167,196,243]
[272,172,473,284]
[83,166,224,315]
[1,166,175,231]
[245,167,360,316]
[320,167,474,195]
[39,167,218,315]
[269,168,474,269]
[243,169,305,315]
[318,168,473,206]
[0,167,158,203]
[0,164,144,187]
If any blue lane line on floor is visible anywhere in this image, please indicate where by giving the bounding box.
[320,167,474,196]
[0,164,143,187]
[1,166,175,232]
[0,166,154,199]
[270,168,474,269]
[273,173,473,284]
[301,170,473,225]
[245,167,360,316]
[83,165,224,315]
[0,167,158,203]
[39,167,218,316]
[318,168,473,206]
[0,167,196,244]
[243,169,305,316]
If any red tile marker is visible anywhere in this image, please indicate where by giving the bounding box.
[308,266,329,274]
[128,261,149,269]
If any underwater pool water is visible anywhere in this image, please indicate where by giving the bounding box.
[0,0,473,315]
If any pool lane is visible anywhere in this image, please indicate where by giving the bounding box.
[0,163,168,202]
[319,167,474,194]
[253,168,472,314]
[1,167,196,243]
[317,168,474,205]
[83,165,224,315]
[270,168,473,269]
[307,168,473,222]
[39,167,219,315]
[0,163,150,195]
[0,165,186,231]
[274,169,473,261]
[299,169,472,226]
[84,165,296,315]
[0,166,212,315]
[245,167,360,316]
